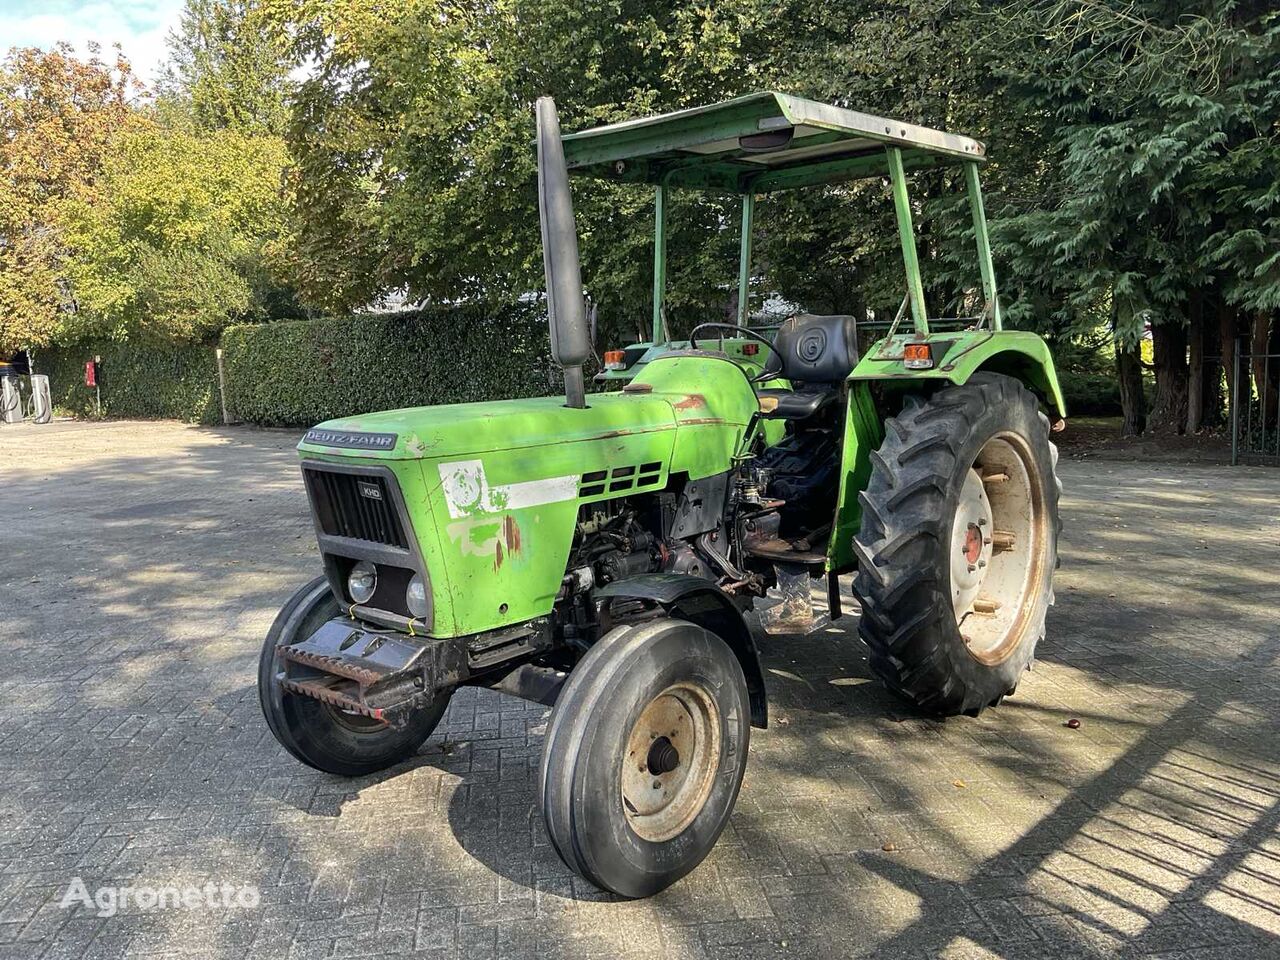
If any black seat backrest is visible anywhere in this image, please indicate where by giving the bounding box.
[766,314,859,385]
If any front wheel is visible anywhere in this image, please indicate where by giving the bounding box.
[539,618,750,898]
[257,577,451,776]
[852,373,1060,716]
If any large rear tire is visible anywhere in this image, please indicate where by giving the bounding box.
[258,577,451,776]
[851,374,1060,716]
[539,619,750,898]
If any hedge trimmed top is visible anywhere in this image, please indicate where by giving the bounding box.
[561,91,987,194]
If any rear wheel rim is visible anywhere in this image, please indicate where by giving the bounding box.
[949,432,1049,665]
[619,682,721,843]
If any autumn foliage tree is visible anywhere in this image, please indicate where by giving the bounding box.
[60,124,294,343]
[0,43,141,354]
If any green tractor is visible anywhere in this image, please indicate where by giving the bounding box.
[259,93,1064,898]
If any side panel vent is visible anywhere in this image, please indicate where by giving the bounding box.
[580,461,663,498]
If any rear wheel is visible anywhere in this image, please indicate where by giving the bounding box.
[258,577,451,776]
[851,374,1060,716]
[539,618,750,898]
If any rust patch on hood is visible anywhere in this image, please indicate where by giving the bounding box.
[494,540,504,572]
[673,393,707,411]
[502,514,522,554]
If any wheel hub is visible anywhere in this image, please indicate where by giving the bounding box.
[620,683,721,843]
[963,523,984,564]
[647,736,681,775]
[950,468,994,616]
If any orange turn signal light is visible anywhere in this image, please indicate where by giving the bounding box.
[903,342,934,369]
[603,349,626,371]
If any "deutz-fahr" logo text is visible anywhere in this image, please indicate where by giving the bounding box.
[303,429,398,451]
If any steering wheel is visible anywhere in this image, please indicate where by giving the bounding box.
[688,323,784,384]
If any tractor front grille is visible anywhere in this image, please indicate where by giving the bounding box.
[303,468,410,549]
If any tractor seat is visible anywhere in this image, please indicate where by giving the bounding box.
[756,388,835,420]
[756,313,859,420]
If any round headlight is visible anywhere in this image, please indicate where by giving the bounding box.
[347,561,377,604]
[406,573,429,619]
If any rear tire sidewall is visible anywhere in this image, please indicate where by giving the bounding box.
[541,620,750,898]
[258,577,450,777]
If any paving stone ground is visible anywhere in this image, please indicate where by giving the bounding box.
[1,419,1278,960]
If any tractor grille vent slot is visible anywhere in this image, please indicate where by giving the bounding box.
[304,469,409,549]
[580,462,663,497]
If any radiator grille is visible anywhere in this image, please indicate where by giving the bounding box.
[303,468,410,549]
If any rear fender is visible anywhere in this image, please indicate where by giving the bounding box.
[595,574,768,728]
[849,329,1066,417]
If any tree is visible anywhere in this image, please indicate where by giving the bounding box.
[258,0,1007,334]
[158,0,293,134]
[0,43,141,353]
[991,0,1280,434]
[60,124,296,343]
[258,0,741,320]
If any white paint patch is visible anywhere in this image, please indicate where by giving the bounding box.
[437,459,578,520]
[445,518,501,557]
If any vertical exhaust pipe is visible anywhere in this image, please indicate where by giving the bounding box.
[535,97,590,409]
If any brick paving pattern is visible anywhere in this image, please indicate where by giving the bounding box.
[1,419,1277,959]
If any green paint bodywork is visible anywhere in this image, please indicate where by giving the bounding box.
[851,329,1066,417]
[827,382,883,570]
[295,328,1061,642]
[298,355,759,640]
[596,338,769,382]
[561,91,986,193]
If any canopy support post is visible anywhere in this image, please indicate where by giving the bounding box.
[886,147,928,335]
[737,191,755,326]
[964,162,1002,330]
[652,182,668,344]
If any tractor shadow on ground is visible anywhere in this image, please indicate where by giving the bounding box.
[433,593,941,903]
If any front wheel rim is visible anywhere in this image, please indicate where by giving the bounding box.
[949,432,1050,665]
[620,682,721,843]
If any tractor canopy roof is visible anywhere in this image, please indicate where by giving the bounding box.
[561,91,986,194]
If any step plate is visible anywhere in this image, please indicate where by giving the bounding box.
[275,619,432,727]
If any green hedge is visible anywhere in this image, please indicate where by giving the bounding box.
[36,339,220,424]
[220,305,555,426]
[33,305,555,427]
[1059,369,1123,416]
[39,307,1122,428]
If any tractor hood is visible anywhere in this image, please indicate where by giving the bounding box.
[298,394,678,462]
[293,355,761,639]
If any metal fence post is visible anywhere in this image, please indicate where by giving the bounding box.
[1230,337,1241,466]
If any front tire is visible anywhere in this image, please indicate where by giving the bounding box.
[852,374,1060,716]
[539,619,750,898]
[257,577,451,776]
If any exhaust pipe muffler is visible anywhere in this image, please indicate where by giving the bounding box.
[535,97,591,409]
